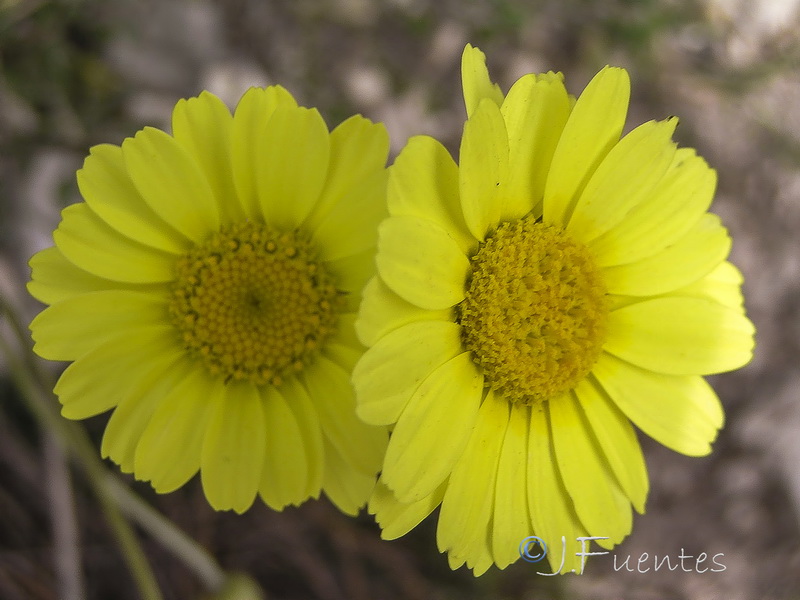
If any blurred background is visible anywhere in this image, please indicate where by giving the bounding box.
[1,0,799,598]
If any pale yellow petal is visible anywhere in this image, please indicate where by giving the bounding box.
[376,216,470,310]
[499,72,571,220]
[671,260,745,310]
[321,437,376,516]
[256,106,330,228]
[354,276,452,348]
[77,144,188,253]
[602,213,731,296]
[387,135,475,253]
[592,352,724,456]
[201,381,266,513]
[543,67,630,227]
[53,203,175,283]
[369,478,445,540]
[353,320,463,425]
[459,98,509,240]
[565,118,677,243]
[381,352,483,502]
[279,377,324,497]
[604,297,755,375]
[122,127,220,243]
[461,43,504,118]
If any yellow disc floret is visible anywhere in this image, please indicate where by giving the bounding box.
[169,222,341,387]
[459,216,609,405]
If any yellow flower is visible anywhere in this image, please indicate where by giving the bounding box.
[29,87,389,515]
[353,45,755,575]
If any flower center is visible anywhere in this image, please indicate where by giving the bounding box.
[458,216,609,405]
[169,222,341,387]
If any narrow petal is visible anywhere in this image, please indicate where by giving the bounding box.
[172,91,245,223]
[565,118,677,243]
[527,408,589,575]
[324,250,376,300]
[437,391,509,561]
[54,326,180,420]
[31,290,167,361]
[461,43,504,118]
[321,437,376,516]
[312,169,387,262]
[573,377,648,512]
[231,85,297,219]
[387,135,476,253]
[134,368,218,492]
[256,106,330,228]
[280,377,324,497]
[77,144,188,253]
[544,67,630,227]
[353,320,464,425]
[549,392,632,543]
[671,260,745,310]
[122,127,220,243]
[101,354,195,472]
[304,115,389,232]
[27,246,163,306]
[459,98,509,241]
[258,385,310,510]
[201,381,266,513]
[499,72,571,220]
[354,276,452,348]
[376,216,470,311]
[592,352,724,456]
[369,478,446,540]
[604,297,755,375]
[589,148,716,266]
[53,203,175,283]
[492,402,533,569]
[300,355,387,476]
[381,352,483,503]
[602,213,731,296]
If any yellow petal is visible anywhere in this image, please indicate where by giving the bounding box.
[492,403,533,569]
[231,86,297,219]
[134,368,217,492]
[437,391,508,569]
[549,392,632,543]
[369,478,445,540]
[605,297,755,375]
[172,91,246,223]
[54,326,180,420]
[544,66,630,227]
[77,144,188,253]
[459,98,509,241]
[122,127,220,243]
[573,377,648,512]
[31,290,166,361]
[353,320,463,425]
[300,356,387,476]
[592,352,724,456]
[53,203,175,283]
[256,106,330,228]
[354,276,452,348]
[671,260,745,310]
[201,381,266,513]
[589,148,716,266]
[565,118,677,243]
[461,43,504,118]
[499,72,571,221]
[381,352,483,502]
[280,377,324,497]
[376,216,470,310]
[258,385,310,510]
[321,437,376,516]
[388,135,475,253]
[602,213,731,296]
[304,114,389,232]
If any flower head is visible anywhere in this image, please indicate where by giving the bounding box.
[29,87,389,514]
[353,45,755,575]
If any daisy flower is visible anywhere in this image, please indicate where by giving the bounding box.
[29,87,389,514]
[353,45,755,575]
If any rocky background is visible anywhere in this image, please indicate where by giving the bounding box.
[1,0,799,598]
